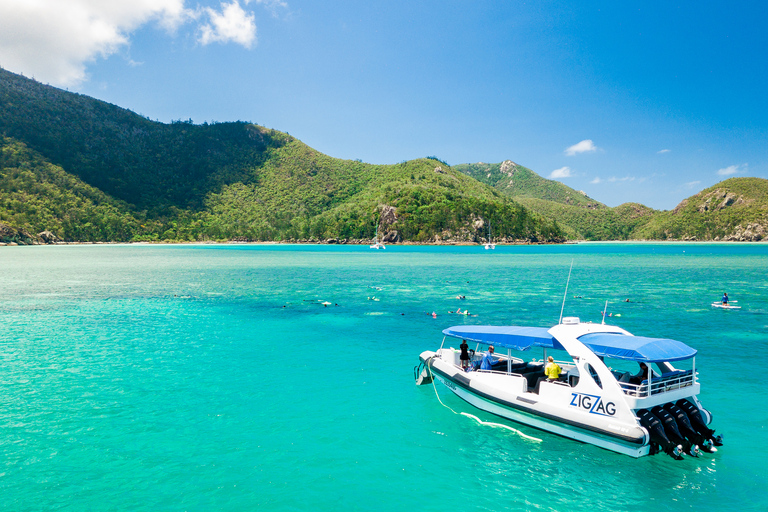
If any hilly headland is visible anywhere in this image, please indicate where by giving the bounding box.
[0,67,765,245]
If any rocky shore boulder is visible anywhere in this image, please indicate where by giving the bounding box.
[0,222,37,244]
[38,231,61,244]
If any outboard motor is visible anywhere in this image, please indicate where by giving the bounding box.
[662,402,716,453]
[651,406,700,457]
[676,399,724,446]
[637,409,684,459]
[414,359,433,385]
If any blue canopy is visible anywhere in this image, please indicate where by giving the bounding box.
[443,325,697,362]
[442,325,562,351]
[577,332,697,362]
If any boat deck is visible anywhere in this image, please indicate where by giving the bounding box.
[460,355,695,398]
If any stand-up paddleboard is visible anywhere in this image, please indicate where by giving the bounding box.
[711,302,741,309]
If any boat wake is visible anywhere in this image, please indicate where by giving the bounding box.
[427,365,542,443]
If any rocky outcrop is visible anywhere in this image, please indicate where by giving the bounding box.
[379,205,397,228]
[0,223,63,245]
[696,189,747,213]
[0,222,37,244]
[38,230,61,244]
[382,230,402,243]
[500,160,517,176]
[722,223,766,241]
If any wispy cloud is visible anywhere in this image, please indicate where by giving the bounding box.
[590,177,602,184]
[657,149,671,154]
[548,167,573,179]
[686,180,701,188]
[717,163,747,176]
[0,0,284,87]
[608,176,635,183]
[565,139,597,156]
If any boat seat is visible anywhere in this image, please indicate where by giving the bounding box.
[524,370,544,389]
[490,360,528,372]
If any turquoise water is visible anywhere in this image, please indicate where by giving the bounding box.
[1,243,766,512]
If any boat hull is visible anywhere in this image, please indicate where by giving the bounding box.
[422,352,650,457]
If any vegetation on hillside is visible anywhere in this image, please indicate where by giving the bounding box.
[0,68,562,244]
[0,137,151,241]
[455,161,603,207]
[633,178,768,241]
[2,67,765,244]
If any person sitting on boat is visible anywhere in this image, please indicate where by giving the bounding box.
[544,356,562,381]
[630,362,659,384]
[460,339,470,369]
[480,345,497,370]
[722,292,729,305]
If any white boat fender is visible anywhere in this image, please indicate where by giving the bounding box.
[637,409,684,460]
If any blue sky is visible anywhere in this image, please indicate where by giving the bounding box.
[1,1,765,210]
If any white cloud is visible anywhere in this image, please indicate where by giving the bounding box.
[565,139,597,156]
[590,177,602,184]
[608,176,635,183]
[199,1,256,48]
[0,0,275,87]
[686,180,701,188]
[717,164,747,176]
[657,149,671,154]
[548,166,573,179]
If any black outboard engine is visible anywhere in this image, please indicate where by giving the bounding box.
[662,402,716,453]
[651,405,700,457]
[676,399,724,446]
[636,409,683,459]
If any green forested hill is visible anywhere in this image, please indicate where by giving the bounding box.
[456,158,768,241]
[455,161,603,207]
[455,160,653,240]
[0,67,561,244]
[2,67,765,244]
[0,137,149,241]
[633,178,768,241]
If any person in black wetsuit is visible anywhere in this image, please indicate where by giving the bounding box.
[460,339,470,369]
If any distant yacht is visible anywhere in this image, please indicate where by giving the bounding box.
[370,222,386,250]
[484,219,495,250]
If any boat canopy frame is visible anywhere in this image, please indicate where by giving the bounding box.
[442,325,697,363]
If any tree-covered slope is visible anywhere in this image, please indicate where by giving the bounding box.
[0,67,562,244]
[0,67,293,213]
[0,137,150,242]
[455,160,654,240]
[514,197,656,240]
[633,178,768,241]
[455,160,604,207]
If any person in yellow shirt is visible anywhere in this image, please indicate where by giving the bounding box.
[534,356,562,394]
[544,356,562,381]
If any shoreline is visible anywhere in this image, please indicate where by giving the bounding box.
[2,239,768,247]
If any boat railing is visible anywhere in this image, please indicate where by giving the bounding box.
[619,369,696,397]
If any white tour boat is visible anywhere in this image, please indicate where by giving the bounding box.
[415,317,723,459]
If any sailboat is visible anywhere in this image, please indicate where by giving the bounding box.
[484,219,495,250]
[370,222,386,250]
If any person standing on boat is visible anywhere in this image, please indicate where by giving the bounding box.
[722,292,729,305]
[480,345,497,370]
[544,356,562,381]
[460,339,470,369]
